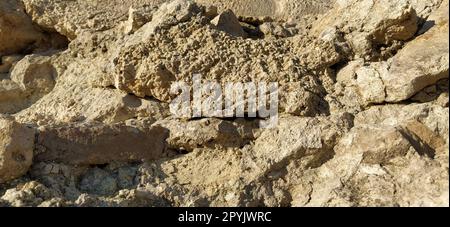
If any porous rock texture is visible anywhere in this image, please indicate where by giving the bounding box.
[0,0,448,207]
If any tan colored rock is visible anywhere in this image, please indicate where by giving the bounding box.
[10,55,56,98]
[211,10,246,37]
[10,52,169,125]
[123,6,155,35]
[0,79,24,113]
[410,0,445,25]
[0,0,448,208]
[0,0,45,55]
[1,181,58,207]
[312,0,418,59]
[109,0,341,118]
[34,121,169,165]
[0,116,35,183]
[335,4,448,105]
[157,118,258,151]
[354,103,449,146]
[299,122,449,207]
[0,54,56,114]
[355,62,388,104]
[251,113,353,175]
[23,0,167,40]
[383,3,449,102]
[196,0,334,22]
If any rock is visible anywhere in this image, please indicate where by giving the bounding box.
[251,113,353,174]
[10,55,56,99]
[138,0,202,39]
[410,0,445,25]
[336,59,364,84]
[211,10,247,37]
[34,122,169,165]
[355,62,388,105]
[157,118,258,152]
[299,119,448,207]
[354,103,449,147]
[0,55,23,73]
[335,5,449,105]
[79,168,118,196]
[22,0,167,40]
[312,0,418,59]
[14,84,169,126]
[196,0,334,22]
[0,116,35,183]
[123,6,155,35]
[0,55,56,114]
[383,2,449,102]
[1,181,59,207]
[0,78,24,113]
[259,22,291,38]
[109,2,341,118]
[0,0,45,55]
[0,0,448,208]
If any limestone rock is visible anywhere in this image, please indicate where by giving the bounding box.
[0,0,448,208]
[0,116,35,183]
[79,168,118,196]
[123,6,155,35]
[1,181,59,207]
[251,113,354,175]
[22,0,167,40]
[383,2,449,102]
[157,118,258,152]
[334,4,449,105]
[0,0,45,55]
[301,124,448,206]
[0,55,56,114]
[34,122,169,165]
[355,62,388,104]
[137,0,202,40]
[312,0,418,59]
[196,0,334,22]
[211,10,246,37]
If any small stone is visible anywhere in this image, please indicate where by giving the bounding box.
[211,9,247,37]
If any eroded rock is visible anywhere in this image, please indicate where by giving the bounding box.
[34,121,169,165]
[313,0,418,60]
[0,116,35,183]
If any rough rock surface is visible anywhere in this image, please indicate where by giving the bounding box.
[0,0,448,207]
[0,116,35,183]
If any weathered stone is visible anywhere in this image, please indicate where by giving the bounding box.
[312,0,418,59]
[79,168,118,196]
[0,0,448,208]
[0,0,45,55]
[157,118,258,152]
[0,116,35,183]
[211,10,247,37]
[251,113,354,174]
[383,2,449,102]
[34,122,169,165]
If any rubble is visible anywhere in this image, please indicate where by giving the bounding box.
[0,0,448,207]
